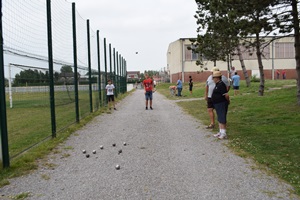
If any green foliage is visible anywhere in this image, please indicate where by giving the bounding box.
[13,69,49,86]
[251,75,260,82]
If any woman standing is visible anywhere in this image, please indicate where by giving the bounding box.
[211,71,230,139]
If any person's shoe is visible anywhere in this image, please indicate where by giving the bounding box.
[150,107,153,110]
[213,132,221,137]
[206,124,215,129]
[146,107,148,110]
[114,108,117,110]
[218,134,227,139]
[109,108,111,110]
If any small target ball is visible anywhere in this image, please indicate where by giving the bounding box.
[123,142,127,146]
[118,149,122,154]
[112,143,116,147]
[115,165,120,170]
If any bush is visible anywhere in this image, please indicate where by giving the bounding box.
[251,75,260,82]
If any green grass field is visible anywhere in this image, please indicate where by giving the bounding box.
[5,88,106,158]
[158,79,300,196]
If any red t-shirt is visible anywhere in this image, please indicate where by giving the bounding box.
[143,78,153,91]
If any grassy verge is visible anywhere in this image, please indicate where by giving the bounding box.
[158,80,300,196]
[0,91,131,188]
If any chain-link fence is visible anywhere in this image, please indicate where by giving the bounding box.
[0,0,127,167]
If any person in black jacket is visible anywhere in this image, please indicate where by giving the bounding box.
[211,71,230,139]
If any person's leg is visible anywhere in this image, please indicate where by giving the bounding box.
[207,108,215,128]
[150,92,153,109]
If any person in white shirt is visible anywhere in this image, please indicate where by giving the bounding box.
[204,67,230,129]
[105,80,116,110]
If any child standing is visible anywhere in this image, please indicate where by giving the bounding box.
[105,80,116,110]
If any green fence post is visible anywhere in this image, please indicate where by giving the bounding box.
[113,48,117,98]
[0,0,10,168]
[116,51,119,96]
[109,44,112,81]
[46,0,56,138]
[125,60,127,92]
[72,3,79,122]
[103,38,108,105]
[86,19,93,113]
[96,30,102,107]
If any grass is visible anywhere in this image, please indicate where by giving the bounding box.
[157,79,300,196]
[0,90,131,188]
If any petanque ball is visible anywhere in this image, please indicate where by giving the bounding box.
[86,154,90,158]
[115,165,120,170]
[100,145,104,149]
[92,150,96,154]
[112,143,116,147]
[82,150,86,154]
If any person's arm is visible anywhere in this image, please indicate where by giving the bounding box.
[205,85,208,101]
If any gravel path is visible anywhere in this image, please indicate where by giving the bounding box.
[0,89,298,200]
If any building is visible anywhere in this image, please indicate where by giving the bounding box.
[167,37,297,83]
[127,71,140,82]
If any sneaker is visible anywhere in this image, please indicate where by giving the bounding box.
[146,107,148,110]
[213,132,221,137]
[109,108,111,110]
[114,108,117,110]
[218,134,227,139]
[150,107,153,110]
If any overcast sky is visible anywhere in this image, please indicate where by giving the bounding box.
[72,0,198,73]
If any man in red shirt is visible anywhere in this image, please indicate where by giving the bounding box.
[143,74,154,110]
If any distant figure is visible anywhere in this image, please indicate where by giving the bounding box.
[143,74,154,110]
[153,80,157,88]
[230,66,236,78]
[105,80,116,110]
[276,69,280,79]
[169,85,177,96]
[189,76,193,95]
[282,69,286,79]
[231,72,240,96]
[176,78,183,96]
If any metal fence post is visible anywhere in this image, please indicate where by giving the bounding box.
[0,0,10,168]
[46,0,56,138]
[86,19,93,113]
[103,38,107,105]
[72,3,79,122]
[109,43,112,81]
[113,48,117,98]
[96,30,102,107]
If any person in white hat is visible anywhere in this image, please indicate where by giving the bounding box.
[211,71,230,139]
[204,67,230,129]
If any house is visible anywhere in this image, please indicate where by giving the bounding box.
[167,36,297,83]
[127,71,140,82]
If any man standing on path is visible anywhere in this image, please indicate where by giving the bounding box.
[204,67,230,129]
[176,77,183,96]
[143,74,154,110]
[231,72,240,96]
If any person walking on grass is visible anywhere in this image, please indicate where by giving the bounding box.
[189,76,193,95]
[176,77,183,96]
[143,74,154,110]
[211,71,230,139]
[204,67,230,129]
[231,72,240,96]
[105,79,116,110]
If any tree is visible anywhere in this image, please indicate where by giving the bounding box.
[13,69,48,86]
[193,0,251,86]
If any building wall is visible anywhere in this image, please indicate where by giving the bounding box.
[171,69,296,83]
[167,37,297,83]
